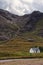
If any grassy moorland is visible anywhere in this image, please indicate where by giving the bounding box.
[0,37,43,59]
[0,10,43,59]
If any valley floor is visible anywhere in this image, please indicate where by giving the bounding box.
[0,59,43,65]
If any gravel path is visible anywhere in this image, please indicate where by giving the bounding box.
[0,59,43,65]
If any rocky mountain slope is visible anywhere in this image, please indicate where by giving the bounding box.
[0,9,43,41]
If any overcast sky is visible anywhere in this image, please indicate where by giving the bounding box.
[0,0,43,15]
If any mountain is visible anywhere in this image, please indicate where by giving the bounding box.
[0,9,43,42]
[0,9,19,40]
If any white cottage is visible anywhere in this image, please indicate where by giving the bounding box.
[29,48,40,53]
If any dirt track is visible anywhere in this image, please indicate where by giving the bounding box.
[0,59,43,65]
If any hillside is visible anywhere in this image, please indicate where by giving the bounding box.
[0,13,18,40]
[0,9,43,42]
[0,9,43,59]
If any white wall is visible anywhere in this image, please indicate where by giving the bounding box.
[29,48,40,53]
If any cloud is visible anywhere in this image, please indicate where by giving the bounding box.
[0,0,43,15]
[9,0,33,15]
[0,0,9,10]
[9,0,25,15]
[32,0,43,12]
